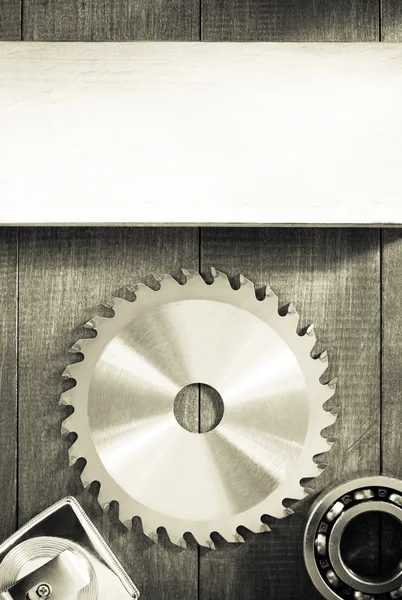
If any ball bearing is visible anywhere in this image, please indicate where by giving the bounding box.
[303,476,402,600]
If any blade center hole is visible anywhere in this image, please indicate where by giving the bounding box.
[173,383,224,433]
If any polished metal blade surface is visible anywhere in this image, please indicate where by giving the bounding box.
[61,269,336,546]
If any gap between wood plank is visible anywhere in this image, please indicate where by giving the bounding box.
[380,228,384,477]
[16,227,20,530]
[20,0,23,40]
[379,0,383,40]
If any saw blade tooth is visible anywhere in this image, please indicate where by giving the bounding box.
[61,367,71,381]
[177,536,187,549]
[146,530,159,543]
[310,428,333,458]
[155,274,182,294]
[80,465,92,490]
[264,283,278,299]
[234,523,257,536]
[328,377,338,391]
[265,283,273,297]
[282,481,305,502]
[320,407,338,429]
[67,438,82,466]
[123,519,133,531]
[138,515,156,538]
[313,437,334,458]
[60,425,70,438]
[132,282,149,293]
[97,486,111,509]
[59,389,76,406]
[206,538,216,550]
[302,324,317,352]
[260,523,271,533]
[189,527,213,548]
[210,267,230,285]
[130,282,156,300]
[283,507,295,517]
[61,414,76,434]
[215,523,244,544]
[59,395,69,407]
[102,502,111,513]
[68,340,85,354]
[286,303,300,329]
[238,274,256,294]
[300,460,324,479]
[69,438,84,461]
[238,514,269,534]
[118,507,132,527]
[165,526,192,548]
[62,363,81,381]
[181,268,203,283]
[83,316,104,330]
[321,383,336,404]
[110,297,130,311]
[264,285,279,312]
[151,272,162,283]
[69,454,78,467]
[306,323,315,337]
[303,484,316,495]
[157,273,177,285]
[101,300,113,310]
[222,532,244,544]
[319,349,328,362]
[313,350,329,376]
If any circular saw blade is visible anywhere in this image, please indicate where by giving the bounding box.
[61,268,337,547]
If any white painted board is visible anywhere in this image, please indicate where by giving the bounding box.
[0,42,402,225]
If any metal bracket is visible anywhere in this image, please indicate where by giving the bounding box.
[0,498,139,600]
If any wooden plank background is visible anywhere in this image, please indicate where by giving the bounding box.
[0,0,20,39]
[0,229,17,542]
[1,2,401,599]
[199,228,381,599]
[17,228,199,600]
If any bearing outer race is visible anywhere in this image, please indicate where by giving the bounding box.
[303,475,402,600]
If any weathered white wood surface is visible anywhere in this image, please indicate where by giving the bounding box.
[1,42,402,225]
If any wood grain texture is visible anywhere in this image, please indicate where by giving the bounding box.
[22,0,199,40]
[199,228,380,599]
[381,2,402,41]
[202,0,379,41]
[0,228,17,542]
[18,227,199,600]
[382,230,402,477]
[3,43,402,226]
[0,0,21,40]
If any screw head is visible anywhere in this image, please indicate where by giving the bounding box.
[36,583,52,598]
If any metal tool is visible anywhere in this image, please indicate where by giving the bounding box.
[304,475,402,600]
[61,268,337,547]
[0,497,139,600]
